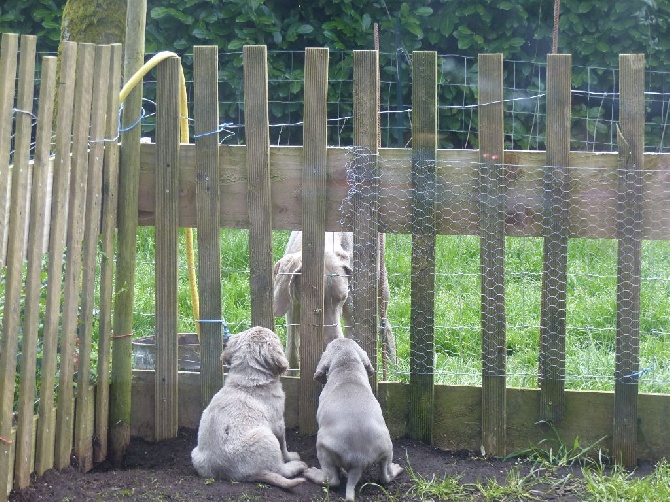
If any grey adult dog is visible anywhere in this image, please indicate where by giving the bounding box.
[304,338,403,501]
[273,230,395,369]
[191,326,306,489]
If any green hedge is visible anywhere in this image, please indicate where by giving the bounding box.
[2,0,669,148]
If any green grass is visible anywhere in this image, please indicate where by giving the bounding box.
[131,228,670,393]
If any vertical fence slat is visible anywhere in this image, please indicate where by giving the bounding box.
[154,56,181,441]
[35,40,77,477]
[244,45,274,331]
[0,33,19,268]
[539,54,571,422]
[352,50,380,390]
[74,44,112,473]
[55,42,96,470]
[478,53,506,457]
[613,53,645,467]
[408,51,437,443]
[299,47,329,435]
[0,33,36,498]
[111,0,146,463]
[14,54,57,490]
[95,42,122,465]
[194,45,223,407]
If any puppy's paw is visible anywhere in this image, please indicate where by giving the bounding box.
[304,467,327,485]
[284,450,301,462]
[282,460,308,477]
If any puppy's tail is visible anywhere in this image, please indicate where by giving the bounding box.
[254,472,306,490]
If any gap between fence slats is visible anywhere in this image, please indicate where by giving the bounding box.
[299,47,329,435]
[195,45,224,408]
[478,53,507,457]
[539,54,571,423]
[352,50,380,392]
[613,53,645,467]
[154,56,181,441]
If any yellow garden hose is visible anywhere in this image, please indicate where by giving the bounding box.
[119,51,201,339]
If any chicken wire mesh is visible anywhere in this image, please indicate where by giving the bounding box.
[339,143,670,394]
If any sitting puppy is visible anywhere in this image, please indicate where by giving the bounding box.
[304,338,403,501]
[191,326,306,489]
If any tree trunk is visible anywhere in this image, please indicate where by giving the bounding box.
[61,0,126,45]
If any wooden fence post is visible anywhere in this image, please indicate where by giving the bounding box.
[478,53,506,457]
[95,42,123,464]
[154,55,181,441]
[352,50,380,391]
[613,53,645,467]
[299,47,329,435]
[244,45,275,331]
[0,33,36,498]
[539,54,571,422]
[55,41,95,471]
[408,51,437,443]
[195,45,224,408]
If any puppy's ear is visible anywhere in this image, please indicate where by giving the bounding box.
[314,348,331,384]
[221,335,237,365]
[273,253,302,317]
[263,339,289,375]
[357,343,375,376]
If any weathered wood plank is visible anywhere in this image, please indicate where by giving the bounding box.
[613,54,644,467]
[244,45,274,331]
[194,45,224,408]
[14,53,57,490]
[154,56,181,441]
[136,146,670,239]
[0,34,36,496]
[408,51,437,443]
[351,50,380,390]
[74,44,112,473]
[95,42,123,465]
[55,42,96,470]
[539,54,571,422]
[0,33,18,267]
[35,40,77,477]
[478,53,506,457]
[299,47,329,435]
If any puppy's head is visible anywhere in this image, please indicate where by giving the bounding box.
[314,337,374,384]
[221,326,289,377]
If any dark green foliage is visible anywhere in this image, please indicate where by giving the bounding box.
[2,0,669,148]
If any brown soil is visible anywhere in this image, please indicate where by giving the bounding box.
[8,427,641,501]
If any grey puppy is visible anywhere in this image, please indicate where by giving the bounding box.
[191,326,307,489]
[304,338,403,501]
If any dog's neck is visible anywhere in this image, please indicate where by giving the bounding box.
[226,370,280,389]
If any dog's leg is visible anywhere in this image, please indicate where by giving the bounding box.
[286,300,300,373]
[278,431,301,462]
[379,457,403,484]
[344,465,363,501]
[253,470,306,490]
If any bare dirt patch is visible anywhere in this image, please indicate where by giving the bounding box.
[9,427,641,501]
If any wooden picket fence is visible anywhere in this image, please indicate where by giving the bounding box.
[1,32,670,499]
[0,34,120,498]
